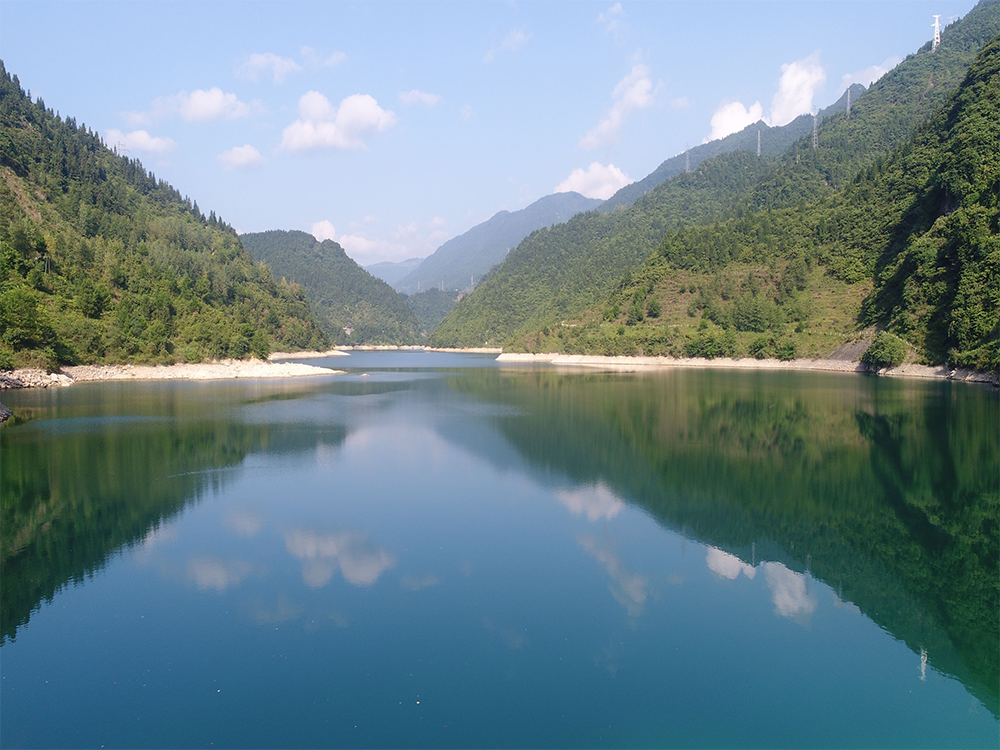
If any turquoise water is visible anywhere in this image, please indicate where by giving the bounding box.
[2,352,997,748]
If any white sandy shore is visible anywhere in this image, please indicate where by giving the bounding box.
[495,352,998,385]
[1,359,343,389]
[268,349,349,360]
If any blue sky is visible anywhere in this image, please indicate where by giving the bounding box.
[1,1,976,265]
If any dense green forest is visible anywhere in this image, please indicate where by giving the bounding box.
[0,64,328,369]
[406,288,461,336]
[241,230,421,345]
[432,0,1000,369]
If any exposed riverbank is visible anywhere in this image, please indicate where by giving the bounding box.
[0,359,343,390]
[495,352,999,385]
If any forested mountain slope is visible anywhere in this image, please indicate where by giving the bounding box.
[432,0,1000,350]
[394,191,601,296]
[0,63,328,368]
[520,32,999,371]
[241,230,420,345]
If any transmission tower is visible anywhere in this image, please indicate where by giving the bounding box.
[812,114,818,150]
[931,15,941,52]
[684,143,690,173]
[846,87,851,121]
[757,129,761,157]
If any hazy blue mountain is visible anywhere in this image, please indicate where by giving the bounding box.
[394,191,602,295]
[365,257,424,285]
[598,84,866,213]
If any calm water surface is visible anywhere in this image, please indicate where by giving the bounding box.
[2,352,997,748]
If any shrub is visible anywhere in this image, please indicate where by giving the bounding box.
[862,331,909,367]
[776,339,797,361]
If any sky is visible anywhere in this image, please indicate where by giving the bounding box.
[1,1,978,266]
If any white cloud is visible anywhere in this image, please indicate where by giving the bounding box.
[399,89,441,107]
[671,96,691,110]
[597,3,625,38]
[126,88,254,126]
[301,46,347,70]
[179,87,251,122]
[285,529,396,588]
[484,28,529,62]
[311,220,338,242]
[105,128,175,154]
[704,100,764,142]
[280,91,396,152]
[555,162,632,200]
[580,64,656,149]
[769,52,826,127]
[460,104,476,122]
[762,562,817,625]
[704,52,827,142]
[706,547,757,580]
[218,144,265,171]
[840,56,901,92]
[555,482,624,521]
[337,232,408,265]
[237,52,302,83]
[578,534,649,617]
[429,216,446,229]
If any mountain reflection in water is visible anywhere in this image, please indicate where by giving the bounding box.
[1,362,996,748]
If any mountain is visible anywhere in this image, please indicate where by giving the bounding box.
[241,230,420,345]
[598,84,865,213]
[0,64,328,369]
[393,191,601,295]
[406,288,462,337]
[511,23,1000,372]
[364,257,423,285]
[431,0,1000,352]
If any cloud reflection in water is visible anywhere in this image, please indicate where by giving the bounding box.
[556,482,624,521]
[285,529,395,587]
[577,534,649,617]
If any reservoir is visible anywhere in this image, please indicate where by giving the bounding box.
[2,352,997,748]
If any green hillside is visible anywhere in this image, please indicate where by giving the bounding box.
[241,230,420,345]
[521,31,998,371]
[431,0,1000,353]
[0,63,328,369]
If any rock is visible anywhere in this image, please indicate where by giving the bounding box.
[0,402,11,423]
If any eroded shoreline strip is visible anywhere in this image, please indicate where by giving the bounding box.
[494,352,998,385]
[0,359,344,390]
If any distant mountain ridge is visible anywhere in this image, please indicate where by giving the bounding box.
[394,191,601,295]
[241,230,420,345]
[365,257,423,285]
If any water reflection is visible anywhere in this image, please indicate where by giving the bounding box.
[578,534,649,617]
[556,482,624,521]
[285,529,396,588]
[2,360,996,744]
[450,367,999,713]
